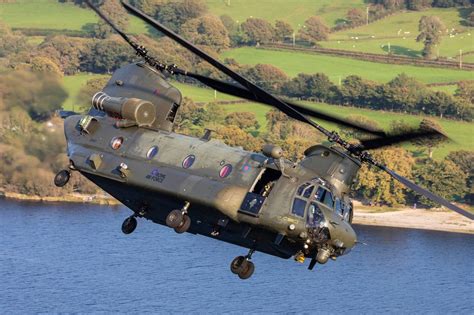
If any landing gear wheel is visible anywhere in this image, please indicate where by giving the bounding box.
[230,256,246,274]
[174,215,191,234]
[54,170,70,187]
[238,261,255,280]
[166,210,183,228]
[121,216,137,235]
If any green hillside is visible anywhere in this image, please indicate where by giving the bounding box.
[206,0,365,28]
[0,0,148,34]
[222,47,473,84]
[61,74,473,159]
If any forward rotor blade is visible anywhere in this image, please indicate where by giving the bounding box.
[376,165,474,220]
[357,129,448,151]
[183,72,386,137]
[121,1,335,140]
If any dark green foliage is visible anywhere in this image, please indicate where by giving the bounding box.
[81,38,132,73]
[155,0,207,33]
[446,150,474,204]
[281,73,337,102]
[225,112,260,130]
[0,70,67,121]
[413,159,467,207]
[90,0,129,39]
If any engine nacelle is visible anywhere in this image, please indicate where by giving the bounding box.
[92,91,156,127]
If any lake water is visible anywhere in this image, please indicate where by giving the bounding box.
[0,199,473,314]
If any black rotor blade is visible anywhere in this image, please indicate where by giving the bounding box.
[357,129,448,151]
[183,72,386,137]
[376,165,474,220]
[121,1,336,140]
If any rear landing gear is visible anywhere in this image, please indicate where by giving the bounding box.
[231,249,255,280]
[121,215,137,234]
[166,202,191,234]
[54,170,71,187]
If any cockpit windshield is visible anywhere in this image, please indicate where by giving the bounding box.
[292,180,353,222]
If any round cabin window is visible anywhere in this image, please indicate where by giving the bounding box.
[110,136,123,150]
[146,146,159,159]
[182,155,196,169]
[219,164,233,178]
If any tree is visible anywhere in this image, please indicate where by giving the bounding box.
[381,73,427,112]
[416,16,445,58]
[346,8,365,26]
[215,125,263,152]
[413,159,467,207]
[340,115,382,140]
[0,70,67,121]
[225,112,259,130]
[274,20,293,42]
[406,0,433,10]
[29,57,63,77]
[411,118,446,158]
[339,75,379,107]
[91,0,129,39]
[241,18,275,45]
[244,64,288,93]
[181,15,230,50]
[155,0,207,33]
[0,22,29,58]
[298,16,329,44]
[129,0,165,16]
[81,37,132,73]
[38,36,90,75]
[446,150,474,204]
[76,76,111,112]
[355,147,414,206]
[455,80,474,104]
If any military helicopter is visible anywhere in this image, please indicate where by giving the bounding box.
[54,1,473,280]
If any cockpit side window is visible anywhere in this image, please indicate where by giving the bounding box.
[335,198,343,216]
[291,198,306,217]
[297,183,311,196]
[315,187,325,202]
[323,190,334,208]
[302,185,314,198]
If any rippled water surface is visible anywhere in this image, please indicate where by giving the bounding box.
[0,200,473,313]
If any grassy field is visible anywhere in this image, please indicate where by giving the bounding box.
[222,101,474,159]
[206,0,365,28]
[61,75,473,159]
[62,73,108,111]
[222,47,474,84]
[0,0,149,34]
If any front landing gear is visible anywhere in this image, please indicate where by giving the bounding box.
[121,215,137,234]
[230,249,255,280]
[166,202,191,234]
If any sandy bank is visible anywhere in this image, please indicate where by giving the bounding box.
[353,207,474,234]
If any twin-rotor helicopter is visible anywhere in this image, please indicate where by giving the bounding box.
[54,1,473,279]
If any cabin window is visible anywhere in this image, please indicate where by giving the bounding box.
[219,164,233,178]
[250,167,282,197]
[146,146,159,159]
[292,198,306,217]
[110,136,123,150]
[182,155,195,169]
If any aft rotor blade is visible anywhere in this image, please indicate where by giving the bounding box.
[357,129,448,151]
[121,1,335,140]
[183,72,386,137]
[376,164,474,220]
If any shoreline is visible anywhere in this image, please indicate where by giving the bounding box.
[1,192,473,235]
